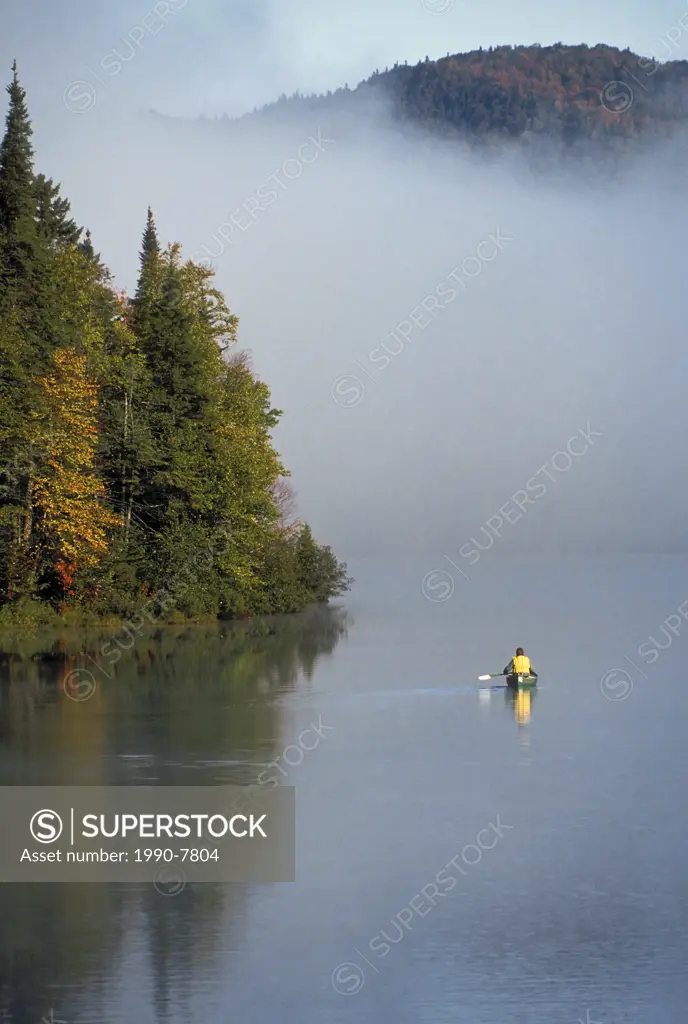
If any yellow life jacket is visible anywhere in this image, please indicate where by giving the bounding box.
[513,654,530,675]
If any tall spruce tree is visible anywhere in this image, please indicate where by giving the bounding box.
[134,207,160,303]
[136,244,216,528]
[0,60,36,272]
[139,206,159,267]
[34,173,81,246]
[0,62,42,597]
[0,63,62,339]
[130,206,161,346]
[79,228,97,262]
[98,287,155,569]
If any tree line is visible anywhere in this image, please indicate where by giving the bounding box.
[238,43,688,148]
[0,63,351,625]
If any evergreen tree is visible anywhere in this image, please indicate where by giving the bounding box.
[97,287,153,562]
[134,245,210,530]
[0,60,35,265]
[0,62,43,597]
[134,206,160,300]
[139,206,159,267]
[79,228,96,261]
[130,206,162,347]
[34,173,81,246]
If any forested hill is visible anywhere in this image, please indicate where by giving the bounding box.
[372,43,688,145]
[154,43,688,155]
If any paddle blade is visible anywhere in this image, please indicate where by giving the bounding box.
[478,674,492,681]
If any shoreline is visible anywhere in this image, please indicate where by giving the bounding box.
[0,601,349,657]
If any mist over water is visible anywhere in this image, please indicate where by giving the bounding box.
[19,76,688,560]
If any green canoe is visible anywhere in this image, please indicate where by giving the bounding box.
[506,674,538,689]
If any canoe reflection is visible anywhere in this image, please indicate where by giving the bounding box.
[504,683,537,726]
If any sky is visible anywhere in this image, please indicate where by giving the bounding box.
[2,0,688,558]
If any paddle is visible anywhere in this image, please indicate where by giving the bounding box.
[478,673,504,681]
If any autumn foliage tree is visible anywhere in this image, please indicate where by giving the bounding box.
[31,348,121,597]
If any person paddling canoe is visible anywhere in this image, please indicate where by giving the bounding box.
[503,647,537,683]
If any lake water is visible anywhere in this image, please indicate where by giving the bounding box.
[1,556,687,1023]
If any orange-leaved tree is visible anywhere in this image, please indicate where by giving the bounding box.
[32,347,121,596]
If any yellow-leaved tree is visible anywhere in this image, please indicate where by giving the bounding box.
[32,347,121,595]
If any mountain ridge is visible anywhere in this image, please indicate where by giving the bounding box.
[149,42,688,155]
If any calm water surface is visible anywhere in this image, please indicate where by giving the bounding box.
[1,556,687,1023]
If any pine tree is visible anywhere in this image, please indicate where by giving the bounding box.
[140,206,159,266]
[34,173,81,246]
[0,65,67,343]
[98,287,154,557]
[130,206,162,346]
[136,245,226,529]
[134,206,160,301]
[0,61,35,261]
[0,62,43,597]
[79,228,96,261]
